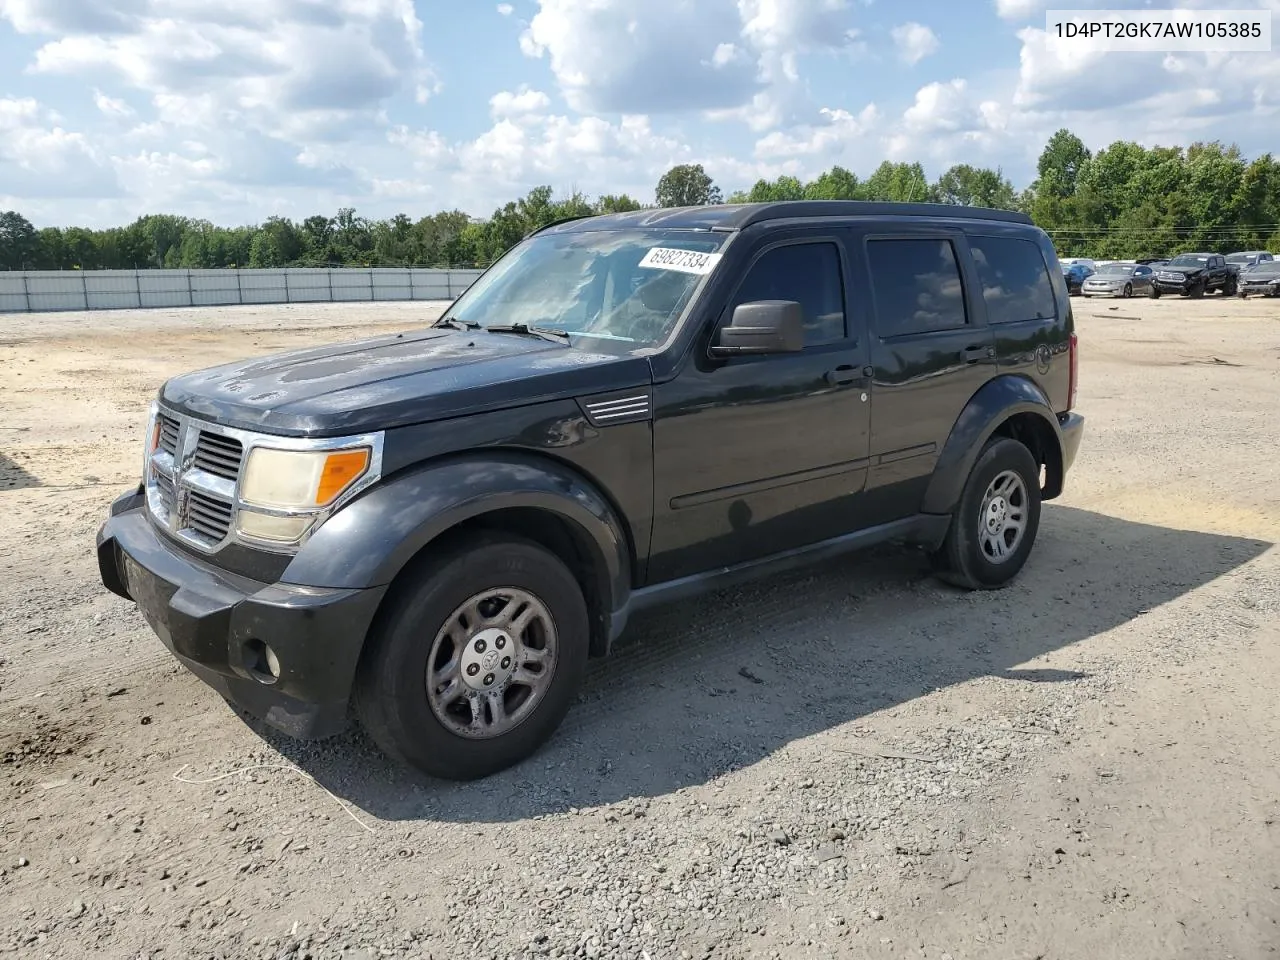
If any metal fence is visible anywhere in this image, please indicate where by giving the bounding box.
[0,267,486,313]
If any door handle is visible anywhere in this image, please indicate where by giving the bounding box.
[960,344,994,364]
[824,364,860,386]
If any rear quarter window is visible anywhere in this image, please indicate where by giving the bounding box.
[969,235,1057,325]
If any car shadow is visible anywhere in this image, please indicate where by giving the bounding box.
[0,451,41,491]
[243,504,1271,822]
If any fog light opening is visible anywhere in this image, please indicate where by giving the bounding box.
[243,639,281,685]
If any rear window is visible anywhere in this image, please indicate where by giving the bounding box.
[866,238,968,337]
[969,236,1057,324]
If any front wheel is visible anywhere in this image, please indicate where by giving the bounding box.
[1149,286,1162,299]
[931,437,1042,590]
[1188,282,1205,298]
[1223,277,1237,296]
[1122,283,1132,298]
[354,533,590,780]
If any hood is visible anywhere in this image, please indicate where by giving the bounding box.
[159,326,653,436]
[1162,262,1208,275]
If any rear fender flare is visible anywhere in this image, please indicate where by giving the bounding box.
[281,452,634,616]
[921,375,1065,516]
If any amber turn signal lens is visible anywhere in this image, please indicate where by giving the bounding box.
[315,449,370,505]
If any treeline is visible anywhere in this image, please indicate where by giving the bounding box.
[2,128,1279,271]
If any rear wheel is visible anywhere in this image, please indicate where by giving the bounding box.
[354,533,590,780]
[931,437,1042,590]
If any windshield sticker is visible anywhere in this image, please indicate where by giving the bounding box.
[638,247,722,275]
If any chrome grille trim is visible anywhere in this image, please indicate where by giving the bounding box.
[579,391,653,427]
[142,406,385,556]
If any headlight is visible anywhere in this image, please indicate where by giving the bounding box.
[240,447,371,509]
[235,443,376,546]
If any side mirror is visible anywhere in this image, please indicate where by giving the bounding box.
[709,300,805,357]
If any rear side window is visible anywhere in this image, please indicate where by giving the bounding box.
[969,235,1057,325]
[866,238,967,338]
[731,241,846,346]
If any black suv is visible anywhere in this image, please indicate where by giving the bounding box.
[1152,252,1236,297]
[95,201,1085,780]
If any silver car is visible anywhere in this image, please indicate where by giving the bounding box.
[1081,261,1155,298]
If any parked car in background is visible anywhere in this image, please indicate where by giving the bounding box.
[1237,259,1280,297]
[1135,257,1169,265]
[1082,261,1155,298]
[1152,253,1236,298]
[1062,262,1094,295]
[1059,258,1098,273]
[1226,251,1275,272]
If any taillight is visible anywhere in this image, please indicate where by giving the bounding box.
[1067,332,1078,411]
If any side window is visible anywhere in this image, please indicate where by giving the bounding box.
[968,235,1057,325]
[866,238,967,338]
[731,241,846,346]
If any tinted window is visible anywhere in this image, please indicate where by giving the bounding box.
[731,242,846,346]
[967,236,1057,324]
[867,238,967,337]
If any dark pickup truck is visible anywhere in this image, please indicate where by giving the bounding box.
[1151,252,1237,298]
[96,201,1085,780]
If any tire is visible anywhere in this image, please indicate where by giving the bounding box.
[1149,286,1161,299]
[1223,276,1237,296]
[930,437,1042,591]
[1189,281,1205,299]
[353,532,590,781]
[1122,283,1132,298]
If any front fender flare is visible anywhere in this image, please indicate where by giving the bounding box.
[281,452,634,614]
[920,375,1064,516]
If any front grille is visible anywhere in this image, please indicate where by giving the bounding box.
[158,413,181,455]
[154,471,176,518]
[186,490,234,543]
[146,408,244,551]
[193,431,244,480]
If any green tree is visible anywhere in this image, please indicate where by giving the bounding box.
[655,163,722,207]
[804,166,861,200]
[744,176,805,202]
[932,164,1017,209]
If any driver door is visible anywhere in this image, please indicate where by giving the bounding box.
[647,229,873,583]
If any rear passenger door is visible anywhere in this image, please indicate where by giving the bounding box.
[851,228,995,523]
[968,232,1070,411]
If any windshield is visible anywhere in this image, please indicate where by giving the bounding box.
[1168,255,1209,266]
[440,228,730,347]
[1096,263,1131,275]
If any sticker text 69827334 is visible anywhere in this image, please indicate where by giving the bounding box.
[638,247,723,275]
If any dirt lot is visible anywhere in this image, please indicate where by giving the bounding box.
[2,294,1279,960]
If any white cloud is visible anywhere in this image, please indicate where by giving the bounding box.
[5,0,436,143]
[994,0,1046,20]
[0,96,120,200]
[489,87,553,117]
[497,2,514,14]
[518,0,862,120]
[754,103,880,159]
[891,22,939,65]
[92,88,134,118]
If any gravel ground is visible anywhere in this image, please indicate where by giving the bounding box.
[1,295,1278,960]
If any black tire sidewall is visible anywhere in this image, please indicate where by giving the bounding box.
[948,438,1042,588]
[357,536,590,780]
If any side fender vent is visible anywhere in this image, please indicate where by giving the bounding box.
[578,390,653,427]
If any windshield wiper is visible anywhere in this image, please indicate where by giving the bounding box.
[485,322,570,344]
[430,317,481,331]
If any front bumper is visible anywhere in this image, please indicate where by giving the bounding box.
[1082,284,1122,296]
[1240,282,1280,296]
[96,488,387,739]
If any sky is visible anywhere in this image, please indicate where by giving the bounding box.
[1,0,1278,228]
